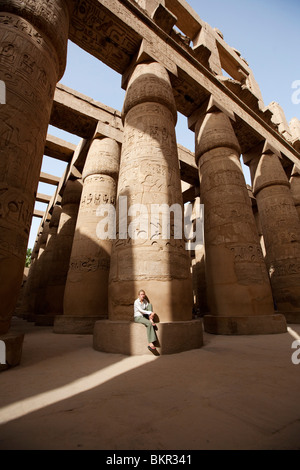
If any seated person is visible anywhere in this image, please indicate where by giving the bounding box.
[134,289,157,353]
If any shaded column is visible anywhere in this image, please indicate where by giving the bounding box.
[34,205,62,325]
[94,60,202,355]
[0,0,70,335]
[290,165,300,222]
[43,179,82,326]
[193,105,286,334]
[253,145,300,323]
[55,138,120,334]
[17,230,42,320]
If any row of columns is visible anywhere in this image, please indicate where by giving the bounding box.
[1,0,300,358]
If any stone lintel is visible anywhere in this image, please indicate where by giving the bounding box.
[51,83,123,139]
[182,185,200,204]
[203,314,287,335]
[39,172,60,186]
[44,134,76,163]
[93,320,203,355]
[33,210,45,219]
[36,193,52,204]
[152,3,177,34]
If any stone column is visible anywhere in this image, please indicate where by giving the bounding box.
[0,0,70,335]
[290,165,300,222]
[42,179,82,326]
[17,229,42,321]
[193,104,286,334]
[94,60,203,355]
[55,138,120,334]
[34,204,62,325]
[253,145,300,323]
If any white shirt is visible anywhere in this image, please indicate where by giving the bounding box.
[134,298,152,318]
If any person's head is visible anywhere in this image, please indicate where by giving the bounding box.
[138,289,146,301]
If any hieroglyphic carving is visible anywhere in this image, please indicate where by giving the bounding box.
[70,0,139,73]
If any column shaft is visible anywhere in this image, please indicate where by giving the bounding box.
[0,0,70,333]
[109,61,193,322]
[253,151,300,322]
[194,110,286,334]
[43,179,82,324]
[57,138,120,333]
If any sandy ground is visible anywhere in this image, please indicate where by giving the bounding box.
[0,317,300,450]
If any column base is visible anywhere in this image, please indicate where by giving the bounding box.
[278,311,300,324]
[54,315,107,334]
[203,314,287,335]
[93,319,203,355]
[35,314,56,326]
[0,333,24,372]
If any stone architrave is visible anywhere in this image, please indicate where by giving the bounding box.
[193,106,286,334]
[56,137,120,334]
[42,179,82,325]
[253,146,300,323]
[34,205,62,325]
[0,0,70,334]
[290,165,300,222]
[94,61,202,355]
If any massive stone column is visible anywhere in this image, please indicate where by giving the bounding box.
[34,205,62,325]
[55,137,120,334]
[0,0,70,335]
[94,60,202,355]
[253,146,300,323]
[290,165,300,222]
[42,179,82,326]
[193,105,286,334]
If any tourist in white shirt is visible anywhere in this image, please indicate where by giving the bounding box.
[134,289,158,353]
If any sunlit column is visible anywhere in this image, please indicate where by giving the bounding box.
[193,104,286,334]
[253,145,300,323]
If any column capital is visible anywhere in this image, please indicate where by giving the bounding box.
[121,38,178,91]
[0,0,70,79]
[188,95,235,132]
[194,99,240,164]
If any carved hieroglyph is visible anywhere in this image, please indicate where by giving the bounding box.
[253,151,300,315]
[195,110,276,320]
[63,137,120,317]
[109,61,193,322]
[0,0,70,334]
[42,179,82,318]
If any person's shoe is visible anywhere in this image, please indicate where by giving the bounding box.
[148,345,160,355]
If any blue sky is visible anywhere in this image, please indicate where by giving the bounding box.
[29,0,300,248]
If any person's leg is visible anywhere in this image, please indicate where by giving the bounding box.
[146,303,156,325]
[134,316,156,346]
